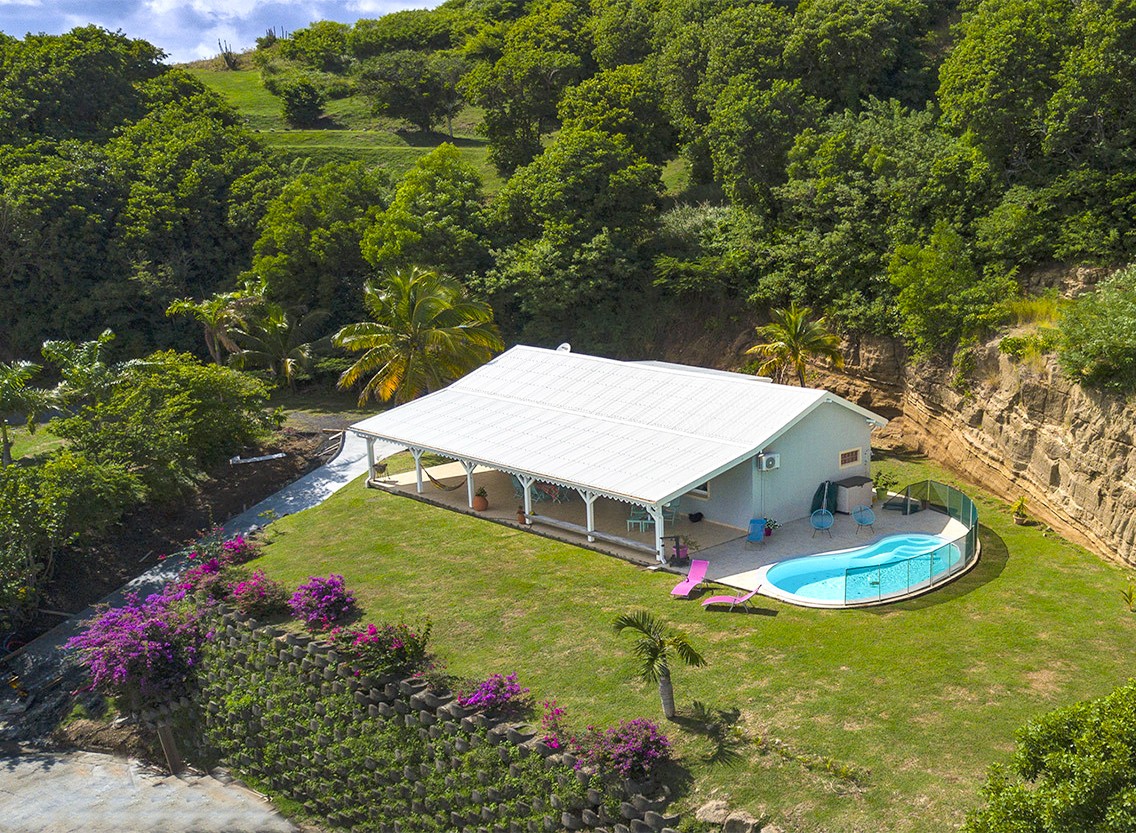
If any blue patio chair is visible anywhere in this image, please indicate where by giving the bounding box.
[810,508,834,537]
[745,518,766,549]
[662,499,680,522]
[852,504,875,534]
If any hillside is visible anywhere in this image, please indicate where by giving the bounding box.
[188,68,502,190]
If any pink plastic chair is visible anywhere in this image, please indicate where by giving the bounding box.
[700,587,759,613]
[670,559,709,598]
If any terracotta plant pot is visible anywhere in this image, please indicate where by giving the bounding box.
[473,495,489,511]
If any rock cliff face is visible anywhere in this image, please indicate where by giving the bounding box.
[819,336,1136,567]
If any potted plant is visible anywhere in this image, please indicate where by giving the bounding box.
[516,505,526,524]
[764,518,780,537]
[872,470,899,503]
[473,487,489,512]
[1011,495,1028,525]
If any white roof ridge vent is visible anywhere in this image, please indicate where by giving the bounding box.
[556,342,572,352]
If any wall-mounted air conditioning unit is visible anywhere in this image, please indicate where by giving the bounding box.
[758,453,781,472]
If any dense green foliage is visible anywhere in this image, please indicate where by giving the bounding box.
[964,681,1136,833]
[1057,266,1136,389]
[11,3,1136,385]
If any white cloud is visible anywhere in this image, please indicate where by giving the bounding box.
[143,0,282,20]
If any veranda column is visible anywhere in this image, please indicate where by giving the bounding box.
[411,448,424,494]
[462,460,477,508]
[518,475,535,524]
[578,490,599,542]
[648,505,665,562]
[365,436,376,483]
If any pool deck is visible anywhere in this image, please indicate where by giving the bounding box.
[371,462,971,602]
[701,511,970,598]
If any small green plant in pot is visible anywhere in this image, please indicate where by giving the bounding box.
[473,486,489,511]
[872,470,899,502]
[1010,495,1029,525]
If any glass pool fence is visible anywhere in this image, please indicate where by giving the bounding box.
[845,481,979,605]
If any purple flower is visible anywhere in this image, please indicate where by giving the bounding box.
[458,673,528,714]
[571,718,672,780]
[289,574,355,631]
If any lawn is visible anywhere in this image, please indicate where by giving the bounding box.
[190,68,503,191]
[8,426,65,461]
[251,452,1136,832]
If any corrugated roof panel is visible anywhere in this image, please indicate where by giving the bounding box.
[351,346,885,504]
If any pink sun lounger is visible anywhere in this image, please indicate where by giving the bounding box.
[670,559,709,598]
[700,587,759,613]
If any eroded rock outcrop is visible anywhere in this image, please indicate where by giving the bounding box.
[820,336,1136,566]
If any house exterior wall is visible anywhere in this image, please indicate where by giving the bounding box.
[753,403,874,526]
[677,454,756,530]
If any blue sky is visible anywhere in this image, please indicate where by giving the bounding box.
[0,0,434,64]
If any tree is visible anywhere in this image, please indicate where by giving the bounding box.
[362,144,488,278]
[357,51,467,134]
[558,63,677,164]
[278,21,351,73]
[964,680,1136,832]
[707,77,824,210]
[278,76,326,127]
[166,292,254,365]
[746,302,845,386]
[938,0,1075,169]
[612,609,706,720]
[0,361,50,468]
[888,223,1016,359]
[231,306,330,392]
[333,267,503,405]
[41,329,118,412]
[248,161,390,321]
[785,0,933,111]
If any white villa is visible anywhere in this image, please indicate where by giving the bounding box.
[349,345,889,563]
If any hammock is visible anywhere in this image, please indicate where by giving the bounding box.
[425,468,465,491]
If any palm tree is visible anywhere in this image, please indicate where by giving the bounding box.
[230,305,329,391]
[166,291,254,365]
[613,610,707,720]
[333,266,504,405]
[746,302,845,386]
[0,361,51,467]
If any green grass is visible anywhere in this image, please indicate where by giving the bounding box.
[251,452,1136,831]
[190,68,503,191]
[189,69,286,130]
[8,426,65,461]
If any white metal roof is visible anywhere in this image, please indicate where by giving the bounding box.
[350,345,887,506]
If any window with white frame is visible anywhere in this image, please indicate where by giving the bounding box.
[838,447,862,468]
[688,481,710,499]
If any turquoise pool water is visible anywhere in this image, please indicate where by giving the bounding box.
[765,533,962,604]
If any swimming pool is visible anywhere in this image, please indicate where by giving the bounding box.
[764,533,963,605]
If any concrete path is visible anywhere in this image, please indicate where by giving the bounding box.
[0,750,295,833]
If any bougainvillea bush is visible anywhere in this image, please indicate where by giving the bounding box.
[330,621,432,677]
[458,673,529,715]
[65,586,207,708]
[178,557,228,598]
[572,718,672,781]
[541,699,569,750]
[228,569,289,618]
[289,574,355,630]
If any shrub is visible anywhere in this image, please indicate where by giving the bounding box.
[289,574,355,630]
[178,556,228,598]
[572,718,672,781]
[458,672,529,715]
[229,569,289,618]
[279,77,325,126]
[219,534,260,565]
[541,699,569,750]
[330,621,432,677]
[65,587,206,708]
[1058,266,1136,391]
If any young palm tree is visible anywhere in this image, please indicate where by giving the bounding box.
[231,305,329,391]
[333,266,504,405]
[0,361,50,467]
[613,610,707,719]
[166,291,254,365]
[746,302,845,386]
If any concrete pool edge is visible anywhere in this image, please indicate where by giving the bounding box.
[754,533,984,609]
